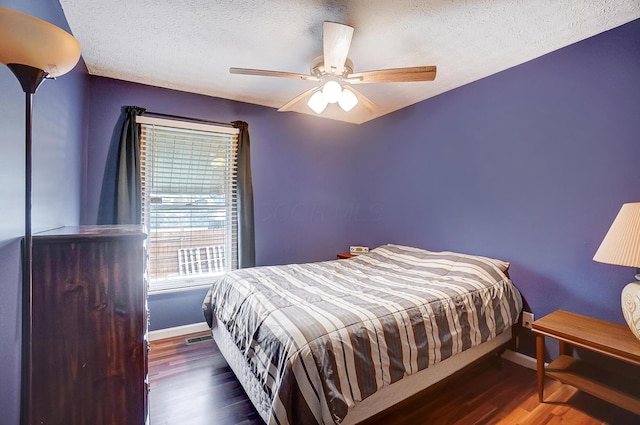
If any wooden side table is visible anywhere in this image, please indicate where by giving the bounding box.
[337,252,355,259]
[532,310,640,415]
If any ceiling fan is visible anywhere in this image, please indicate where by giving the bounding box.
[230,21,437,115]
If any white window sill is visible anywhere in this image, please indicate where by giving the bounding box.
[148,273,225,295]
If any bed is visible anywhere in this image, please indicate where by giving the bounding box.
[203,244,523,425]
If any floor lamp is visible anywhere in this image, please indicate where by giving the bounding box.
[0,7,81,424]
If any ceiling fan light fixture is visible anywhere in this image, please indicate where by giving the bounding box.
[231,21,437,118]
[338,88,358,112]
[321,80,342,103]
[307,90,328,114]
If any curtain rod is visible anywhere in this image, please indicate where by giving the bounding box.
[142,111,235,128]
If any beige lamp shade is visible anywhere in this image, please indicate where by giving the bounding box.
[593,203,640,268]
[594,203,640,341]
[0,6,81,77]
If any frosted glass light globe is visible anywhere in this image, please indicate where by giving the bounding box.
[338,88,358,112]
[0,7,81,77]
[322,80,342,103]
[307,90,328,114]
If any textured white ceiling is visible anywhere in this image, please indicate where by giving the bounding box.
[59,0,640,124]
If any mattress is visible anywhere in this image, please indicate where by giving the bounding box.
[203,244,523,424]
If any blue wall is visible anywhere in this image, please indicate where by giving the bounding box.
[0,1,88,424]
[81,20,640,338]
[355,19,640,329]
[82,76,368,329]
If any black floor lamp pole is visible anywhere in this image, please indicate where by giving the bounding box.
[21,89,34,425]
[9,63,48,425]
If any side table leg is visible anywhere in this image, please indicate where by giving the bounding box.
[536,334,545,403]
[559,340,567,356]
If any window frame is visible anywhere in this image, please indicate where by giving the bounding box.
[136,116,240,294]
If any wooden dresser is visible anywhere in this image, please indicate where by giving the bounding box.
[29,225,148,425]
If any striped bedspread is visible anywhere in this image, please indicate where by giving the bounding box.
[203,244,522,425]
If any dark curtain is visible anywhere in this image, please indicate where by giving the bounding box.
[104,106,146,224]
[232,121,256,268]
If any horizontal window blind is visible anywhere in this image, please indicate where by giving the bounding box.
[138,117,239,293]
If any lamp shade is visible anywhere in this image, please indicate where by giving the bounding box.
[0,6,81,77]
[593,203,640,268]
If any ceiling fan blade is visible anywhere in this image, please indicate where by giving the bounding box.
[230,67,318,81]
[323,22,354,75]
[277,87,318,112]
[347,66,437,84]
[343,86,378,113]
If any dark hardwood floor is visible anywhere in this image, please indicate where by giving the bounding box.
[149,333,639,425]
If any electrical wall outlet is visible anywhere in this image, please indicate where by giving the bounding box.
[522,311,534,329]
[349,246,369,255]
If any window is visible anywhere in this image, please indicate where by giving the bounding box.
[137,116,240,293]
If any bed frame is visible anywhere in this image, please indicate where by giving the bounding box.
[211,317,513,424]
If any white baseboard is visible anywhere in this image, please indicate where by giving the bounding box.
[149,326,541,368]
[502,349,542,370]
[148,322,210,341]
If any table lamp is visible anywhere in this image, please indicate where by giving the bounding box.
[593,202,640,341]
[0,6,81,423]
